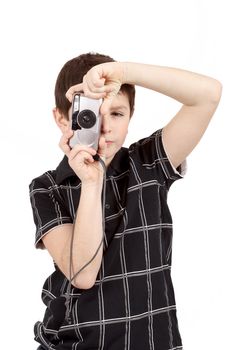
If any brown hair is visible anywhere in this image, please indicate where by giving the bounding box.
[54,52,135,119]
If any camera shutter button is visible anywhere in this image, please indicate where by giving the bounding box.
[105,203,110,209]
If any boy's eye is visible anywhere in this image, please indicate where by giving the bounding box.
[111,112,124,117]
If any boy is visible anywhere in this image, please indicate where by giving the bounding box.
[29,52,222,349]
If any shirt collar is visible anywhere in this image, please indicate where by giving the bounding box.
[55,147,129,185]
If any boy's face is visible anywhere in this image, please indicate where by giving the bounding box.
[54,91,132,167]
[99,91,131,166]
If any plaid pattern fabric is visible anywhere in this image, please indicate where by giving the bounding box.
[29,128,187,349]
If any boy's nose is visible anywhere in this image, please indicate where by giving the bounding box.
[101,114,111,134]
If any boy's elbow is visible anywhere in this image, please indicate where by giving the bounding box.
[73,273,96,290]
[211,80,223,104]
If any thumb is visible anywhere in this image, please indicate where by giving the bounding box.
[100,80,121,114]
[97,135,107,160]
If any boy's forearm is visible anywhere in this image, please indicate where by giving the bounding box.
[123,62,221,106]
[67,182,104,289]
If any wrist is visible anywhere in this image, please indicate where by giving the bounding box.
[120,62,143,86]
[118,62,129,85]
[81,180,103,194]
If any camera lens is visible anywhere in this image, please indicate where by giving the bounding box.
[78,109,96,129]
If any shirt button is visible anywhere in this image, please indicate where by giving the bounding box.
[105,203,111,209]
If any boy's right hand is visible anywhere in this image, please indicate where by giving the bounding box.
[59,129,106,186]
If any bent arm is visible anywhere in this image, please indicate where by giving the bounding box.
[123,62,221,106]
[42,182,103,290]
[123,62,222,168]
[66,61,222,170]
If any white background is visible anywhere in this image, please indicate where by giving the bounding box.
[0,0,232,349]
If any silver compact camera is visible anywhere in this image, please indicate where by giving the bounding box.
[69,94,102,150]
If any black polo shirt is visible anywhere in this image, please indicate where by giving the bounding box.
[29,128,187,350]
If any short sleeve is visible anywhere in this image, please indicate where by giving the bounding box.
[128,128,187,189]
[29,172,73,249]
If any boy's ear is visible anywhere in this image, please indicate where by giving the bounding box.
[53,107,69,133]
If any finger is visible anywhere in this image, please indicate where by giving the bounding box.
[69,149,95,163]
[100,96,114,115]
[84,79,114,94]
[69,144,97,159]
[88,66,105,88]
[84,72,105,90]
[59,142,71,155]
[98,135,106,150]
[82,90,107,100]
[59,135,72,156]
[63,129,74,139]
[65,83,84,101]
[84,71,116,94]
[97,135,107,159]
[59,130,73,145]
[80,151,95,164]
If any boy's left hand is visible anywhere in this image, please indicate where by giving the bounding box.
[65,62,125,114]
